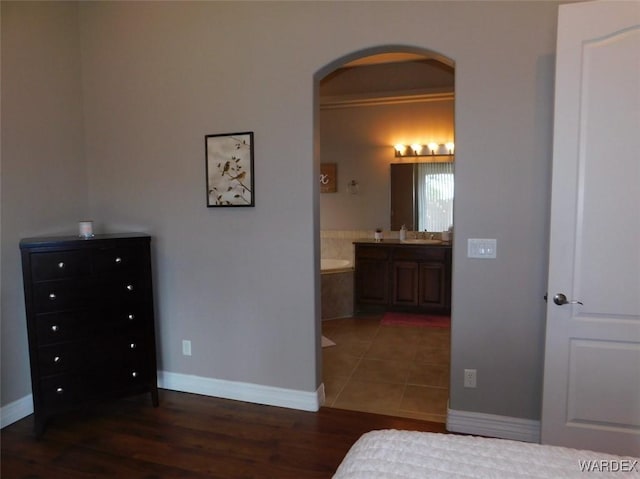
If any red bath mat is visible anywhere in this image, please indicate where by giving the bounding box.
[381,312,450,328]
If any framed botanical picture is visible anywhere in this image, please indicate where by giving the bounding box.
[205,131,254,207]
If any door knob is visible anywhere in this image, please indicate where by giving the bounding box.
[553,293,583,306]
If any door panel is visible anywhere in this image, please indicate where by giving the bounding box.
[542,1,640,456]
[393,261,419,306]
[567,340,640,427]
[419,263,444,307]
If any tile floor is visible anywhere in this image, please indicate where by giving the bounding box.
[322,315,450,423]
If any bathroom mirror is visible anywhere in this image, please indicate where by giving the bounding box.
[390,161,454,232]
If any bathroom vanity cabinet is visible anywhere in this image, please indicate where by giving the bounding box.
[19,233,159,435]
[354,241,451,314]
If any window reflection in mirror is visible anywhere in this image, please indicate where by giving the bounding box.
[390,162,454,232]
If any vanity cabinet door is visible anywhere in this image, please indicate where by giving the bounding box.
[392,261,448,310]
[418,262,447,309]
[354,245,390,309]
[392,261,419,307]
[354,243,451,314]
[355,258,389,306]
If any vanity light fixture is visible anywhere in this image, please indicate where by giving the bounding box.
[394,142,455,157]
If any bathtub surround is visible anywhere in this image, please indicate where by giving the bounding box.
[320,258,352,273]
[320,230,362,265]
[320,231,359,320]
[321,269,354,320]
[321,229,399,262]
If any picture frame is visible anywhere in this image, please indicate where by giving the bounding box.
[205,131,254,207]
[320,163,337,193]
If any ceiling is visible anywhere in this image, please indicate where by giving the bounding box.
[343,52,433,67]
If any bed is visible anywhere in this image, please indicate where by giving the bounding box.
[333,429,640,478]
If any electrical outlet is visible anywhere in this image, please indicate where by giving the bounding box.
[182,340,192,356]
[464,369,477,388]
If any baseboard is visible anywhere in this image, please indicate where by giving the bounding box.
[1,375,325,429]
[158,371,324,412]
[447,408,541,443]
[1,394,33,429]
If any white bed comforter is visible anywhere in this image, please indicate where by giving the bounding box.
[333,430,640,478]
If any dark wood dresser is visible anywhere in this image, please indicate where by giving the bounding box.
[19,233,159,435]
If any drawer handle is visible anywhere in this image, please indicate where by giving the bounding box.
[115,257,122,264]
[130,342,136,349]
[53,356,61,363]
[51,325,59,332]
[126,284,134,292]
[128,313,135,321]
[57,262,65,269]
[56,387,64,394]
[131,371,138,378]
[48,293,57,300]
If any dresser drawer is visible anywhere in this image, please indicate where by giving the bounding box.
[112,363,152,389]
[89,333,150,366]
[38,333,151,377]
[82,363,152,400]
[30,251,90,281]
[93,246,145,273]
[36,276,152,312]
[96,305,150,333]
[37,344,85,376]
[40,365,152,409]
[33,280,89,313]
[92,275,148,304]
[35,311,88,345]
[40,374,83,409]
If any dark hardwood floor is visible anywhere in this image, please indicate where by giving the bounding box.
[1,389,446,478]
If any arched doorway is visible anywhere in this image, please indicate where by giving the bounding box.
[314,46,455,423]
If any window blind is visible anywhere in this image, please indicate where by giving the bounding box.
[417,162,454,232]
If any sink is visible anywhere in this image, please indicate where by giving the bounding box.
[401,238,442,245]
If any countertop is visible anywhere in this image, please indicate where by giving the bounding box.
[353,239,452,247]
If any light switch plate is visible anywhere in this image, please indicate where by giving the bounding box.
[468,238,497,259]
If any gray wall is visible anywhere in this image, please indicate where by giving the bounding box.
[1,1,559,423]
[1,1,88,406]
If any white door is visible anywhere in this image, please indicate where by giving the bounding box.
[541,1,640,456]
